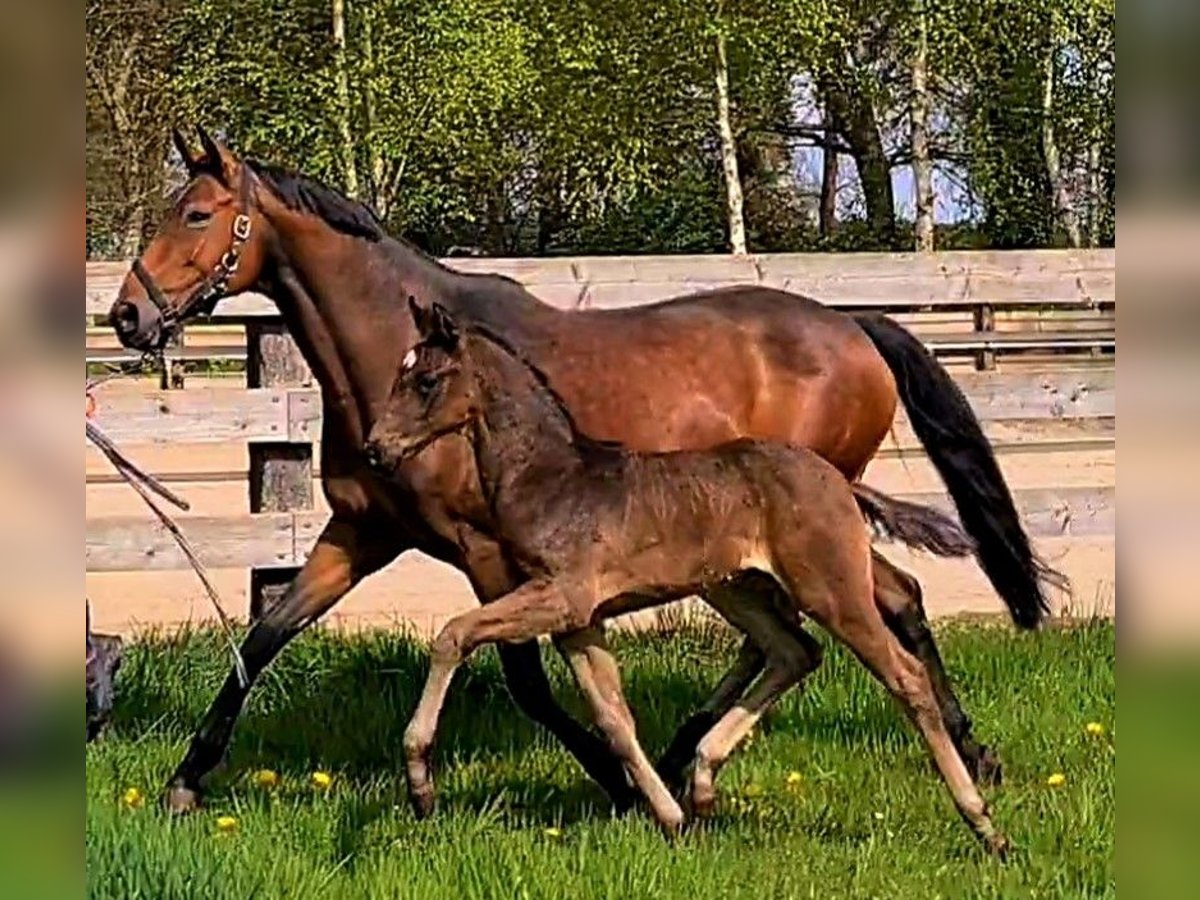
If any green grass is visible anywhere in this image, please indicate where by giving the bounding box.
[86,620,1115,899]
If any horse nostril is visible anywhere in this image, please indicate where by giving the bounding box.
[110,301,138,335]
[364,442,383,469]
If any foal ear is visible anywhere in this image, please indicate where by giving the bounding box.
[172,128,202,175]
[408,297,459,349]
[428,302,460,349]
[408,295,432,336]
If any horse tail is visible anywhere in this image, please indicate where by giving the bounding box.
[852,483,976,558]
[853,313,1068,630]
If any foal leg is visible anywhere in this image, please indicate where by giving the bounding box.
[557,627,686,835]
[402,580,580,818]
[873,550,1002,785]
[657,573,821,790]
[165,518,405,812]
[783,552,1008,856]
[460,539,638,811]
[654,635,764,794]
[688,586,823,817]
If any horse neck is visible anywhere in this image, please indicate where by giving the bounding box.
[256,209,455,439]
[256,206,556,444]
[467,335,590,514]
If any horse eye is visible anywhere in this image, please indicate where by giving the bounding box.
[184,208,212,229]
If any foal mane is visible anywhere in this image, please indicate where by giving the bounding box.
[468,324,627,459]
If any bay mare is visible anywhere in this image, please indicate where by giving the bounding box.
[361,298,1006,853]
[108,128,1063,812]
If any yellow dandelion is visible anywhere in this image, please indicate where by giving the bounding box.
[120,787,144,809]
[743,782,764,799]
[310,771,333,791]
[785,771,803,787]
[543,827,563,839]
[1046,772,1067,787]
[1085,722,1106,737]
[215,815,239,834]
[253,769,280,789]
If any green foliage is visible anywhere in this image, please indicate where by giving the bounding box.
[86,0,1115,256]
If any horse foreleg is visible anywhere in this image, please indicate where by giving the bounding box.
[164,518,405,813]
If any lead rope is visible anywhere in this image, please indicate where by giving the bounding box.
[87,369,248,687]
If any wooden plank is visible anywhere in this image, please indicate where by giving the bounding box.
[83,369,1116,448]
[84,512,318,571]
[87,387,292,445]
[84,486,1115,572]
[906,486,1115,538]
[84,249,1117,316]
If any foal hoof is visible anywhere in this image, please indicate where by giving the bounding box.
[408,787,437,820]
[164,782,201,815]
[983,831,1011,861]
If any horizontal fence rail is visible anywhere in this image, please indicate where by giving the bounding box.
[86,249,1116,317]
[84,249,1115,631]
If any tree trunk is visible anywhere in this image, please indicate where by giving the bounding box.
[910,0,935,251]
[331,0,359,199]
[819,109,838,237]
[824,79,896,248]
[714,32,747,255]
[361,5,385,217]
[1041,20,1081,248]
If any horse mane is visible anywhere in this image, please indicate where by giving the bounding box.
[468,324,628,459]
[245,159,385,242]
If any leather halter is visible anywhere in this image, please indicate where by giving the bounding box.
[131,168,254,331]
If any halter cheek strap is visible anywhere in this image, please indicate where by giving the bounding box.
[131,167,255,330]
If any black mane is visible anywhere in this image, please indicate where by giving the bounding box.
[246,159,385,242]
[469,324,628,458]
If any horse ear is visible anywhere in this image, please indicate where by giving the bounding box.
[195,126,239,186]
[172,128,201,175]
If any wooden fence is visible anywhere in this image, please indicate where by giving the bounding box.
[85,249,1115,632]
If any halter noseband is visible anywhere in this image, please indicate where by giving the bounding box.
[131,168,254,332]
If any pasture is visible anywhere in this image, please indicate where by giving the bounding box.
[86,619,1115,898]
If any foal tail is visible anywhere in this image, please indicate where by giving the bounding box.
[853,313,1067,630]
[852,483,976,559]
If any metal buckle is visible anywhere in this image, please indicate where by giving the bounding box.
[220,250,241,273]
[232,214,252,241]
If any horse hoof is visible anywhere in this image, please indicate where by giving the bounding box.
[164,783,201,815]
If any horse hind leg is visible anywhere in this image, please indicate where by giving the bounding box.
[873,550,1002,785]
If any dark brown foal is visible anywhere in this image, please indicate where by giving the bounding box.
[363,300,1008,854]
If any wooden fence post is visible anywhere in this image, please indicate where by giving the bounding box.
[246,321,314,621]
[973,303,996,371]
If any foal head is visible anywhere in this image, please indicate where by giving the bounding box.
[363,297,479,473]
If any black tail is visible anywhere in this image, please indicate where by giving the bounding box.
[854,313,1068,629]
[852,483,976,559]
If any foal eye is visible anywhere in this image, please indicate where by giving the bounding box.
[416,372,439,397]
[184,208,212,229]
